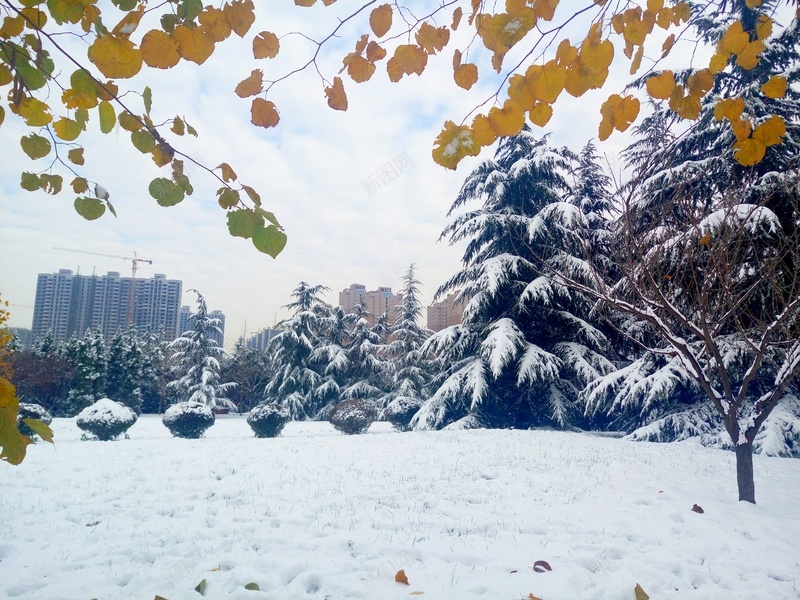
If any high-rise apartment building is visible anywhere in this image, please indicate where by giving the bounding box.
[246,327,283,351]
[338,283,402,325]
[426,292,465,332]
[32,269,183,344]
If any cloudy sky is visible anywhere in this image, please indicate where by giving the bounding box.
[1,2,682,346]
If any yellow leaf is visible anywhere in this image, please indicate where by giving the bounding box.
[54,117,82,141]
[745,0,762,7]
[325,76,348,111]
[555,39,577,66]
[416,22,450,55]
[580,36,614,74]
[646,70,675,100]
[598,94,639,140]
[112,6,144,37]
[752,115,786,146]
[488,99,525,137]
[634,583,650,600]
[347,55,376,82]
[20,8,48,29]
[470,114,497,146]
[454,63,478,90]
[761,75,787,99]
[235,69,263,98]
[533,60,566,104]
[141,30,181,69]
[730,117,752,141]
[647,0,664,11]
[62,88,98,110]
[432,120,480,169]
[622,17,649,47]
[532,0,558,21]
[218,163,237,182]
[0,377,32,465]
[755,15,772,41]
[528,102,553,127]
[174,25,215,65]
[736,40,765,70]
[0,15,25,38]
[81,5,100,34]
[0,64,11,86]
[251,98,280,128]
[476,8,536,71]
[668,84,685,112]
[366,41,386,62]
[678,95,701,120]
[720,21,749,55]
[199,7,232,42]
[295,0,316,5]
[709,51,728,74]
[733,137,766,166]
[152,144,172,167]
[224,0,255,38]
[661,35,676,59]
[713,97,745,122]
[253,31,280,59]
[630,45,644,74]
[386,44,428,82]
[673,2,691,23]
[88,35,144,79]
[452,6,463,30]
[68,147,85,165]
[698,232,711,245]
[686,69,713,97]
[15,97,52,126]
[370,4,393,38]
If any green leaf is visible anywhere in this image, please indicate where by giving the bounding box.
[75,107,89,129]
[74,197,106,220]
[68,147,85,166]
[186,121,198,136]
[106,200,118,217]
[143,86,153,115]
[113,0,138,11]
[148,178,185,207]
[255,207,281,228]
[175,175,194,196]
[0,105,5,126]
[179,0,203,21]
[47,0,86,24]
[161,13,180,33]
[244,582,260,591]
[70,68,97,93]
[15,59,47,90]
[21,418,54,443]
[227,209,261,238]
[194,578,207,596]
[20,134,52,159]
[20,172,41,191]
[71,177,89,194]
[252,224,287,258]
[98,101,116,134]
[131,129,156,153]
[217,188,239,209]
[40,174,63,195]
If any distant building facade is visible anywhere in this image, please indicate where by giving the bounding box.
[426,292,465,332]
[338,283,402,325]
[246,327,283,351]
[32,269,182,344]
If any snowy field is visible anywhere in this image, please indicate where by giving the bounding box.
[1,416,798,600]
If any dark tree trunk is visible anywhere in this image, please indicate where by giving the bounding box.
[735,441,756,504]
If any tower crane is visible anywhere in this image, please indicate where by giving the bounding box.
[52,247,154,327]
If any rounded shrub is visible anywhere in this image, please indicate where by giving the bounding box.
[76,398,138,441]
[329,399,377,435]
[162,401,215,439]
[384,396,423,432]
[247,403,290,438]
[17,403,53,439]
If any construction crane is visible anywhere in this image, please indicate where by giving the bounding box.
[53,247,154,327]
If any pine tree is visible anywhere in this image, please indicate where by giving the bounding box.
[414,131,614,431]
[264,282,331,419]
[338,302,387,403]
[65,329,108,416]
[105,328,144,413]
[381,265,432,417]
[167,290,235,409]
[139,329,172,414]
[222,338,271,413]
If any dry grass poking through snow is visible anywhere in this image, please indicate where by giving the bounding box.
[0,416,798,599]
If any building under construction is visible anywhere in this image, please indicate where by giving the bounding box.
[31,269,183,344]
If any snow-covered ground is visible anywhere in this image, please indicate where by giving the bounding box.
[1,416,798,600]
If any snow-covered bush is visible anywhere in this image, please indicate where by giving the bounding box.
[162,401,215,439]
[329,399,377,435]
[17,402,52,439]
[76,398,137,441]
[383,396,423,431]
[246,403,291,438]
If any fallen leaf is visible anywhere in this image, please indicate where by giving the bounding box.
[634,583,650,600]
[691,504,704,514]
[533,560,552,573]
[395,569,409,585]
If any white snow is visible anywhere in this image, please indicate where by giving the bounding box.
[1,417,799,600]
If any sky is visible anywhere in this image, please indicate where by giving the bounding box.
[0,2,685,347]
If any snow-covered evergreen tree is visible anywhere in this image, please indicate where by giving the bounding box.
[413,131,614,431]
[167,290,235,409]
[64,328,107,416]
[138,329,172,414]
[380,265,432,420]
[337,302,387,403]
[222,338,271,413]
[105,328,144,413]
[264,282,331,419]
